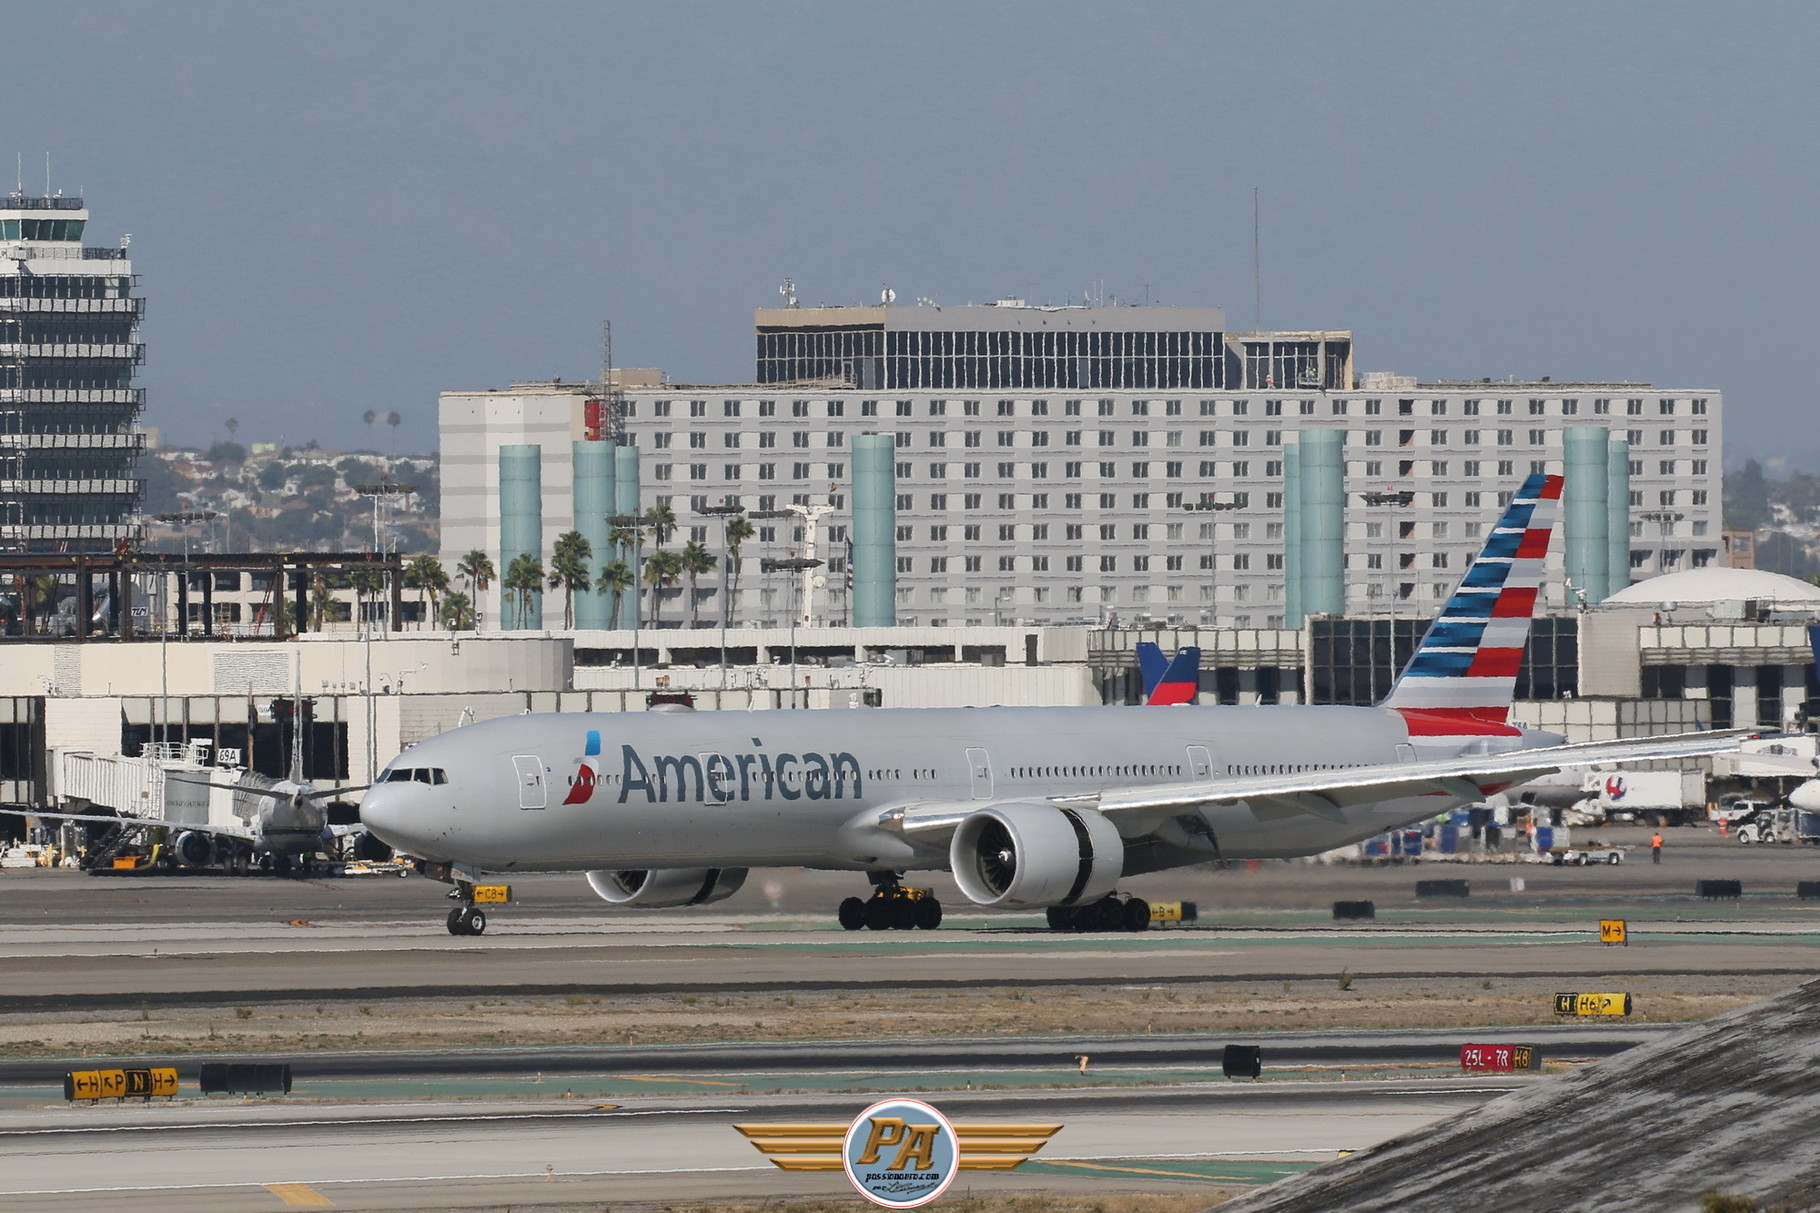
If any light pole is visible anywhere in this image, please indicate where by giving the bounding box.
[153,510,216,747]
[1182,495,1240,628]
[1639,510,1684,574]
[761,555,822,707]
[353,482,417,555]
[1359,490,1415,702]
[747,508,794,631]
[698,502,745,688]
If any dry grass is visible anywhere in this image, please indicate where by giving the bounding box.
[0,973,1779,1060]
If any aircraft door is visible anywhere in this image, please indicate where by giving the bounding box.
[700,753,734,804]
[966,748,993,799]
[1186,744,1216,782]
[513,755,548,809]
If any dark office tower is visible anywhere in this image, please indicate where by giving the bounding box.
[0,192,143,552]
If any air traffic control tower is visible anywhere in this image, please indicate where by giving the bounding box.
[0,192,144,552]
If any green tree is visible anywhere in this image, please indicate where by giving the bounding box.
[1725,458,1770,532]
[402,554,449,630]
[309,573,337,631]
[504,553,545,628]
[724,515,755,626]
[641,548,684,627]
[440,590,475,631]
[348,566,386,629]
[547,531,592,628]
[643,502,677,549]
[456,549,495,624]
[679,539,716,627]
[596,559,635,629]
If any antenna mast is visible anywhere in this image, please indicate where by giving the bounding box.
[600,319,625,444]
[1252,186,1262,332]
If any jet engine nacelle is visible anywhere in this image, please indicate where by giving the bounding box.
[173,830,214,868]
[950,802,1123,909]
[585,867,748,908]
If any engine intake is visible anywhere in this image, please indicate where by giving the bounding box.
[173,830,214,868]
[950,803,1122,909]
[585,867,748,908]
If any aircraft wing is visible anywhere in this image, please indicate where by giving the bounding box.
[895,729,1751,835]
[0,806,254,840]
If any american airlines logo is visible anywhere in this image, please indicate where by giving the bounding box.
[563,730,865,805]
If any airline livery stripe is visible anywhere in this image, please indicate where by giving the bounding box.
[1516,528,1551,559]
[1492,587,1539,617]
[1405,650,1476,677]
[1467,647,1525,678]
[1426,620,1488,647]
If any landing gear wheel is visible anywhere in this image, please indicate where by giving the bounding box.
[838,896,867,931]
[1046,906,1074,932]
[464,908,487,935]
[1094,898,1123,931]
[1123,897,1151,932]
[446,906,487,936]
[889,898,916,930]
[446,907,466,935]
[863,897,893,931]
[914,897,943,930]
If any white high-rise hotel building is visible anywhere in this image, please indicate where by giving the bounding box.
[440,302,1721,629]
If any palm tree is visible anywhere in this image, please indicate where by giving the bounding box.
[643,502,677,549]
[456,549,494,624]
[547,531,592,628]
[309,573,337,631]
[642,549,684,627]
[503,553,544,628]
[679,539,716,627]
[348,566,386,629]
[385,410,402,453]
[724,515,755,626]
[362,410,377,447]
[440,590,474,631]
[596,559,635,628]
[402,554,448,630]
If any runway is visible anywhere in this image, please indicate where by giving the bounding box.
[0,1080,1507,1211]
[0,829,1815,1207]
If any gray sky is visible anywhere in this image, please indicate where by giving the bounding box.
[12,1,1818,463]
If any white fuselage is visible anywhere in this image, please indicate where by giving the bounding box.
[360,704,1541,876]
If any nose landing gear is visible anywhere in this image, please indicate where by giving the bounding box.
[446,903,487,936]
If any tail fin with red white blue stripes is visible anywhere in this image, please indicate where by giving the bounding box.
[1380,473,1563,731]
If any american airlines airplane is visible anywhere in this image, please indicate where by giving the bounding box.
[361,475,1745,936]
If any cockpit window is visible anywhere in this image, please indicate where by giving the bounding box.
[383,768,448,785]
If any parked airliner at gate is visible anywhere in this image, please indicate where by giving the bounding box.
[361,475,1746,935]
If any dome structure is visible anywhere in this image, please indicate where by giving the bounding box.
[1604,567,1820,607]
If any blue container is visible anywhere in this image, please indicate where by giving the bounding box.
[1534,825,1554,853]
[1438,825,1460,854]
[1365,835,1391,858]
[1400,828,1424,856]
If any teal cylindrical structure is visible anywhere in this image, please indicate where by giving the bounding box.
[572,442,616,629]
[614,445,641,630]
[851,433,897,627]
[498,444,543,631]
[1298,429,1345,618]
[1563,426,1611,604]
[1283,444,1303,627]
[1608,438,1632,597]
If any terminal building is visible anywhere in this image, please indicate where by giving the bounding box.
[0,191,144,552]
[441,301,1722,630]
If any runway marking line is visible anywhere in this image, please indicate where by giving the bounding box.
[265,1183,334,1206]
[1041,1159,1242,1180]
[613,1074,745,1087]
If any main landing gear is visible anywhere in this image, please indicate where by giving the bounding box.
[839,874,943,931]
[1047,894,1152,933]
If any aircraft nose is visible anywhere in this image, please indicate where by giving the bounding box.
[360,784,420,851]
